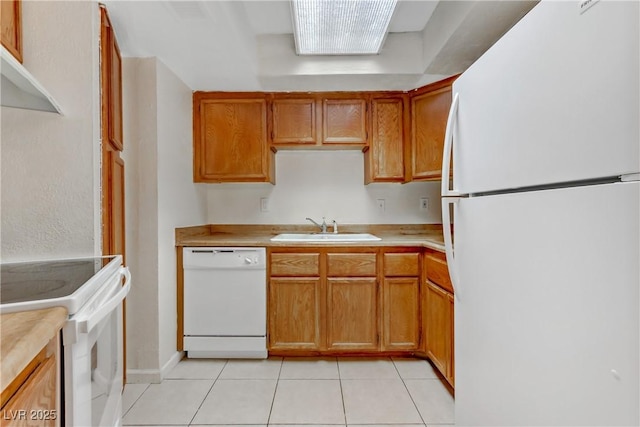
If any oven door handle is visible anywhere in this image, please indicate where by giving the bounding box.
[78,267,131,334]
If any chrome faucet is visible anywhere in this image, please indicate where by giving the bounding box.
[306,217,328,233]
[306,217,338,234]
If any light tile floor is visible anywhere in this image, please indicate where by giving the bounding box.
[122,357,454,427]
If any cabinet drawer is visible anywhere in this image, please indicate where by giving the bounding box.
[327,253,377,277]
[384,253,420,276]
[425,251,453,293]
[270,253,320,276]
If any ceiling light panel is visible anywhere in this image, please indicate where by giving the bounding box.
[291,0,398,55]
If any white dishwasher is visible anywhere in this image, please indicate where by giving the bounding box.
[183,247,267,358]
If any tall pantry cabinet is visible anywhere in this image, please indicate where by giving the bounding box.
[100,5,125,261]
[100,4,126,379]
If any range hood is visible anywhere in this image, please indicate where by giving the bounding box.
[1,46,62,114]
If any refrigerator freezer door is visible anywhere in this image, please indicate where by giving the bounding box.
[455,181,639,426]
[452,1,639,194]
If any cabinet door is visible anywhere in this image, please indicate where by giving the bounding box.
[194,96,273,183]
[322,98,368,145]
[366,97,406,183]
[102,149,125,261]
[411,83,453,180]
[271,97,318,145]
[382,278,420,351]
[101,7,123,152]
[424,280,453,382]
[3,356,57,427]
[108,29,123,151]
[269,278,322,350]
[327,278,378,351]
[1,0,22,63]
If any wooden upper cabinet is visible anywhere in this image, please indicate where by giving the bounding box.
[193,93,274,183]
[271,96,318,146]
[410,76,457,180]
[322,96,368,146]
[365,96,407,183]
[1,0,22,63]
[101,6,123,151]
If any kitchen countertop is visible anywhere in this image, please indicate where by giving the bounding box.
[176,224,446,252]
[0,306,67,394]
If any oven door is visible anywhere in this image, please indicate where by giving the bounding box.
[63,266,131,427]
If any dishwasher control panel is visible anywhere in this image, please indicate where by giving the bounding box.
[183,247,266,269]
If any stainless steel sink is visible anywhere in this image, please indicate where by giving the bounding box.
[270,233,381,242]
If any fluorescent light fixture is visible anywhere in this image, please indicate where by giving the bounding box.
[291,0,398,55]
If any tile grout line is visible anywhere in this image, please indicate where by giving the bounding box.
[121,383,151,419]
[392,358,428,427]
[266,357,285,426]
[187,358,229,426]
[336,357,348,426]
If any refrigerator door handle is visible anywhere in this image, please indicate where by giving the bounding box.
[441,92,460,197]
[442,196,460,300]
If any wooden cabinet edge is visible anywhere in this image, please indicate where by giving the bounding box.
[1,0,23,63]
[176,246,184,351]
[1,331,61,425]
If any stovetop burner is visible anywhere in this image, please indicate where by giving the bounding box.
[0,256,121,314]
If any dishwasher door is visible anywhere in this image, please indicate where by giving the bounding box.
[183,247,267,358]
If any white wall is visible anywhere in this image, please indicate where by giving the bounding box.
[121,57,161,379]
[205,151,442,225]
[122,57,205,382]
[1,1,101,261]
[156,59,206,370]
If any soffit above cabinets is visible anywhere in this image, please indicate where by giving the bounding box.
[102,0,538,92]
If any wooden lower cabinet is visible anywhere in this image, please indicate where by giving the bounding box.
[268,277,322,350]
[266,246,452,368]
[382,278,420,351]
[326,278,378,351]
[2,356,57,427]
[1,331,61,427]
[424,280,454,386]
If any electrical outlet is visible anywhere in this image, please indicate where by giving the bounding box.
[376,198,386,212]
[260,197,269,212]
[420,197,429,211]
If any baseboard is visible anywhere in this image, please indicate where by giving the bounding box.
[126,351,184,384]
[160,351,185,379]
[126,369,162,384]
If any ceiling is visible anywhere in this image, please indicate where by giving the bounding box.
[103,0,538,92]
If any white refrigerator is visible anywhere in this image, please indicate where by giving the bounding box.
[440,1,639,425]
